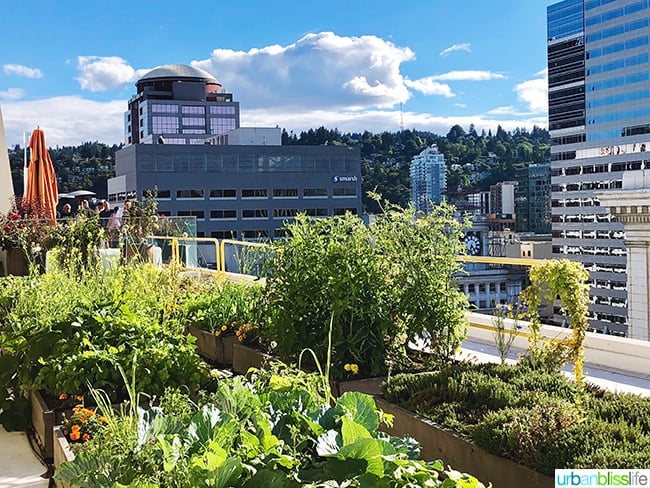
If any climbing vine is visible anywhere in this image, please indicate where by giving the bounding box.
[520,259,590,383]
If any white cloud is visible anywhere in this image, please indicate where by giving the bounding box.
[454,103,467,108]
[1,95,547,148]
[439,43,472,57]
[76,56,147,92]
[3,64,43,79]
[516,68,548,113]
[429,70,506,81]
[241,107,547,138]
[192,32,414,110]
[2,96,126,147]
[404,78,454,97]
[0,88,26,101]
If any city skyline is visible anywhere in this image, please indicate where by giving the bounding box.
[1,0,556,147]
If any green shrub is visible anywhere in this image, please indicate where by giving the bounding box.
[589,392,650,432]
[473,397,583,474]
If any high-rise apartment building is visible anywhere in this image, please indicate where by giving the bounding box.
[548,0,650,335]
[410,144,446,213]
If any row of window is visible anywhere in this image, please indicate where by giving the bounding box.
[151,116,237,134]
[587,87,650,109]
[555,245,626,257]
[553,229,625,239]
[586,16,650,43]
[585,0,618,10]
[588,34,649,61]
[552,198,601,208]
[583,262,626,274]
[587,70,649,92]
[585,0,649,27]
[551,213,614,223]
[587,105,650,125]
[150,188,358,199]
[137,154,357,173]
[464,282,508,294]
[165,207,358,220]
[552,180,622,191]
[587,52,648,76]
[150,104,237,115]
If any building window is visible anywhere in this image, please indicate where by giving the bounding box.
[242,230,269,239]
[305,208,329,216]
[303,188,328,197]
[176,189,204,199]
[333,188,357,197]
[182,117,205,126]
[242,209,269,219]
[177,210,205,219]
[210,118,237,135]
[209,106,236,115]
[274,208,299,218]
[273,188,298,198]
[210,189,236,199]
[242,189,268,198]
[333,208,358,215]
[152,116,179,134]
[158,210,172,217]
[182,106,205,115]
[151,104,178,113]
[142,189,171,199]
[211,230,238,239]
[274,228,289,238]
[197,231,205,237]
[210,210,237,219]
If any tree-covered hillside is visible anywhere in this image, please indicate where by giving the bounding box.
[5,125,549,214]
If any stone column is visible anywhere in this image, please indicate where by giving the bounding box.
[598,183,650,341]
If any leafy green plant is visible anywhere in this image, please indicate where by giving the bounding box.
[174,278,264,343]
[0,264,208,425]
[55,363,487,487]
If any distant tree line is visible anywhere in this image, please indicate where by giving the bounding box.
[283,124,550,213]
[5,125,550,214]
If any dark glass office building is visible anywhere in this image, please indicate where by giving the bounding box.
[548,0,650,335]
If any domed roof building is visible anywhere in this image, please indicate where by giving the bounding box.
[126,64,238,145]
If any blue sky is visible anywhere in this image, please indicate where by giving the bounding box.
[1,0,557,147]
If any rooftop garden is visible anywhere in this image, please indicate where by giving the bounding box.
[2,194,643,486]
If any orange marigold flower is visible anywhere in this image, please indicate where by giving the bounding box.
[71,425,81,433]
[75,395,84,401]
[58,393,68,400]
[99,416,108,424]
[82,433,90,442]
[69,431,80,441]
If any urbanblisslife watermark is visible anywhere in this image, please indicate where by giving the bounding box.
[555,470,650,487]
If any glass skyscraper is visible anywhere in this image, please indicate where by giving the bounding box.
[548,0,650,335]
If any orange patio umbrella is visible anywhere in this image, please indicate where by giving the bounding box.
[24,127,58,223]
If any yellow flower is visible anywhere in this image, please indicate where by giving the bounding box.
[349,363,359,375]
[221,325,228,331]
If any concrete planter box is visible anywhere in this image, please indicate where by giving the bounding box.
[232,343,274,374]
[375,397,554,488]
[53,426,76,488]
[188,326,237,364]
